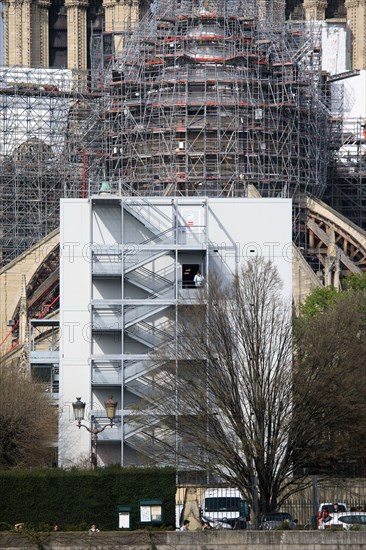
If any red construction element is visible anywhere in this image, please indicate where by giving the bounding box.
[37,294,60,319]
[0,319,19,348]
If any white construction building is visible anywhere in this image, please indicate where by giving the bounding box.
[59,195,292,467]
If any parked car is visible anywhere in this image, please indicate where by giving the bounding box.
[322,512,366,530]
[318,503,348,529]
[260,512,298,530]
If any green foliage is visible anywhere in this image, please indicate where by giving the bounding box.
[0,466,175,531]
[299,286,339,317]
[300,274,366,319]
[342,272,366,292]
[294,289,366,474]
[277,521,291,530]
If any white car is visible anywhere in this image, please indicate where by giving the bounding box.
[325,512,366,530]
[318,503,348,529]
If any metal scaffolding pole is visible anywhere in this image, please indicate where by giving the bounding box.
[87,0,331,247]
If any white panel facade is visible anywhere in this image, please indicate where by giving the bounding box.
[337,71,366,160]
[343,70,366,120]
[59,199,92,467]
[59,196,292,468]
[320,21,349,75]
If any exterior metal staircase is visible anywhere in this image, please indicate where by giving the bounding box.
[124,374,156,400]
[125,320,173,348]
[124,358,161,384]
[124,432,175,465]
[124,303,172,328]
[93,306,122,331]
[124,415,162,439]
[125,266,175,297]
[124,199,173,236]
[121,200,202,463]
[124,249,171,274]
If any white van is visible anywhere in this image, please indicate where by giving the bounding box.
[201,488,250,529]
[318,502,348,529]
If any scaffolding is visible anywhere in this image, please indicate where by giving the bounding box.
[99,0,330,209]
[0,0,334,266]
[325,115,366,229]
[0,67,106,266]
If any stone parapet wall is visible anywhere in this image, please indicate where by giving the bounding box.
[1,531,366,549]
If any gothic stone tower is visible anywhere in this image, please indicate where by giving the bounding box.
[2,0,149,70]
[344,0,366,68]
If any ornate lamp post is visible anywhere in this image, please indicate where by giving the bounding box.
[72,396,117,469]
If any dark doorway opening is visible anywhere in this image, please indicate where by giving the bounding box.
[182,264,200,288]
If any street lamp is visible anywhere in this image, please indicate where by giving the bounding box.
[72,396,118,469]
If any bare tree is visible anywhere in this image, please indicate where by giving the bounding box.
[140,258,297,513]
[0,364,57,467]
[135,260,366,513]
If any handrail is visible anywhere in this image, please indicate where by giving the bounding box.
[124,196,173,228]
[133,320,172,339]
[139,226,175,245]
[139,266,172,285]
[128,266,174,295]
